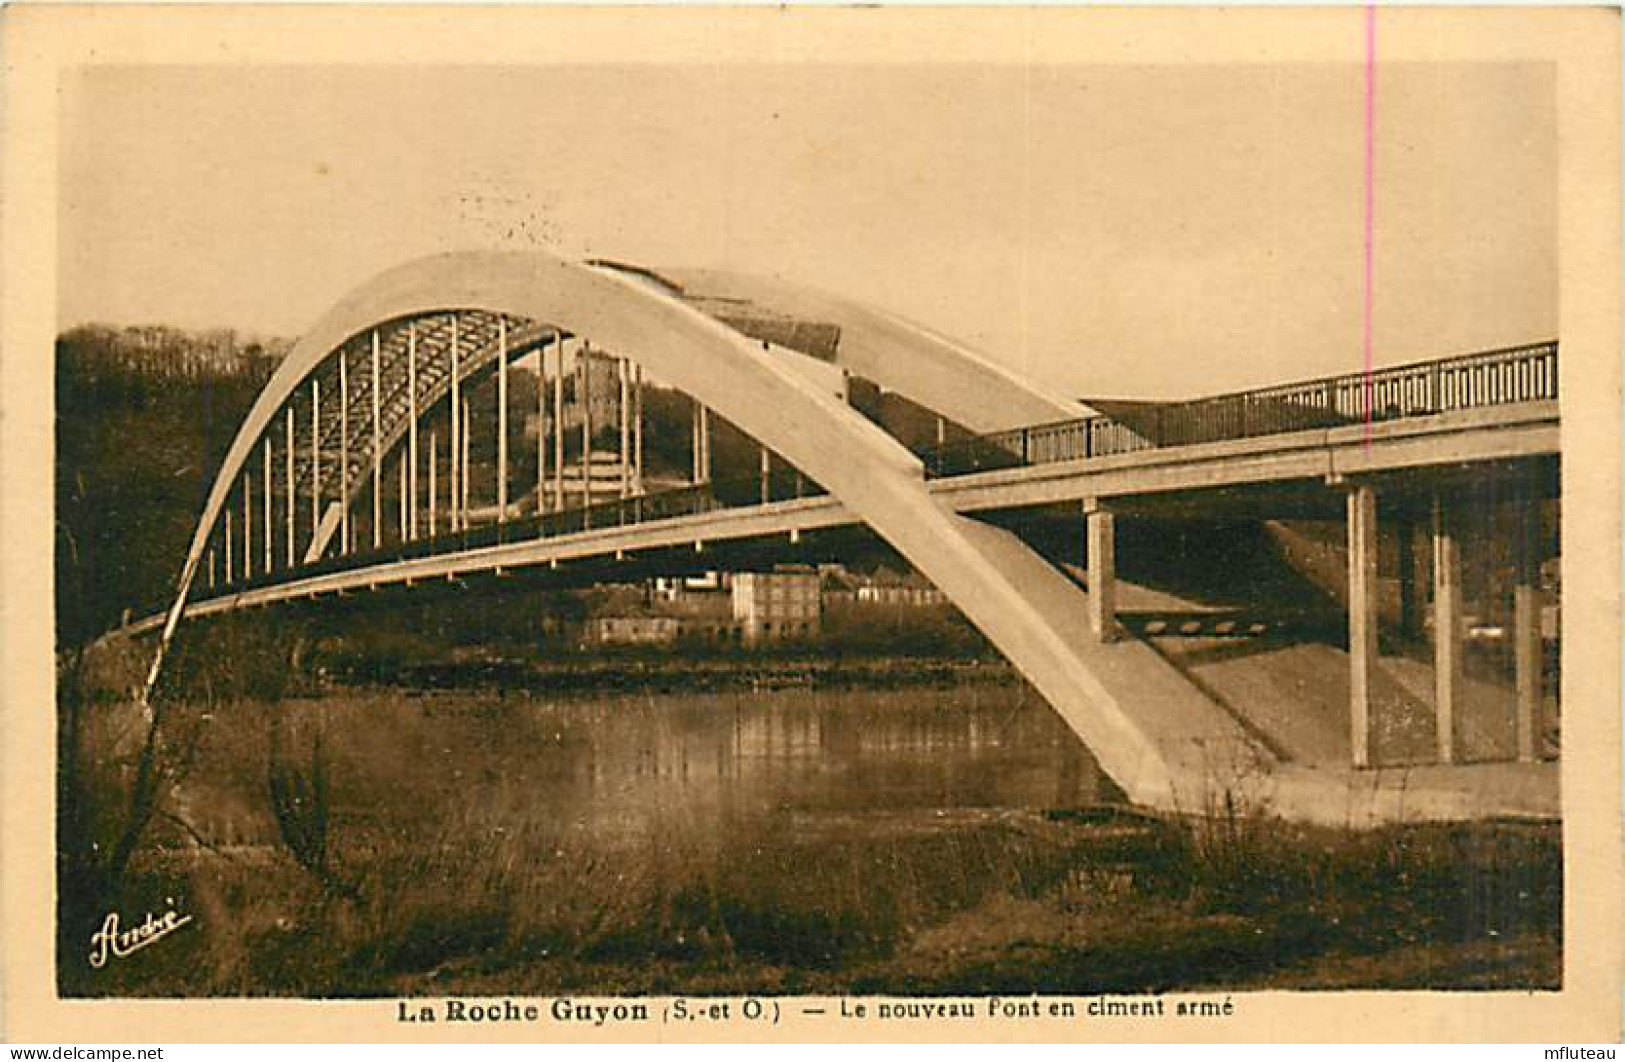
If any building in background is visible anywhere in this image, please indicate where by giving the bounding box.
[652,571,727,603]
[599,564,953,648]
[731,570,821,643]
[585,614,683,647]
[854,567,948,607]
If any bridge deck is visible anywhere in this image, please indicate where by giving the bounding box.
[132,397,1557,632]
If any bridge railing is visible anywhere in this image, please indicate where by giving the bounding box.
[923,340,1558,477]
[179,340,1556,608]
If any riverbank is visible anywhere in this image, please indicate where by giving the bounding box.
[324,649,1016,695]
[60,683,1561,998]
[373,810,1559,998]
[77,609,1010,703]
[75,805,1562,998]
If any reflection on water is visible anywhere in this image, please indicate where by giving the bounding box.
[98,676,1122,994]
[73,673,1563,997]
[296,679,1108,850]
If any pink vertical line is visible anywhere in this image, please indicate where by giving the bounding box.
[1362,4,1377,444]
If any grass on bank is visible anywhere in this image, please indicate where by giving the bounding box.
[66,694,1560,997]
[60,621,1560,997]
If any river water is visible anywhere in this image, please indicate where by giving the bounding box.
[116,673,1117,993]
[78,672,1559,995]
[226,674,1112,855]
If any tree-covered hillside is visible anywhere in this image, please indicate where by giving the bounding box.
[55,326,285,647]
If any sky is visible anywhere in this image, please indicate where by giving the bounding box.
[58,62,1555,400]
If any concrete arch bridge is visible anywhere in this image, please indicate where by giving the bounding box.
[126,251,1562,826]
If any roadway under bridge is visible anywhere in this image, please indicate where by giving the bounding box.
[119,250,1562,827]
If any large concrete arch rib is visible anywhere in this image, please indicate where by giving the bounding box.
[647,266,1086,432]
[154,250,1262,810]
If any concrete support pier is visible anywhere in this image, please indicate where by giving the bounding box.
[1346,484,1379,768]
[1085,500,1116,643]
[552,337,566,513]
[1432,492,1464,763]
[1513,493,1544,762]
[692,401,711,485]
[497,319,509,522]
[1397,517,1423,641]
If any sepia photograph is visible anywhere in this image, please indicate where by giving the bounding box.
[3,4,1620,1044]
